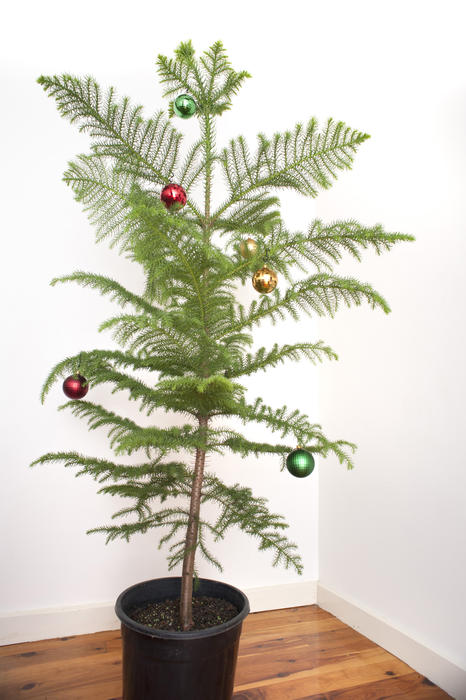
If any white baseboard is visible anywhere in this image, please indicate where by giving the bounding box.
[246,579,317,613]
[0,601,118,646]
[318,583,466,700]
[0,579,317,646]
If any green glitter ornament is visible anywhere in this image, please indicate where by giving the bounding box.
[286,447,315,478]
[173,94,197,119]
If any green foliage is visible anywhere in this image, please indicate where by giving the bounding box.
[31,451,302,573]
[41,349,163,403]
[221,119,368,195]
[63,155,137,249]
[219,274,390,338]
[266,219,415,273]
[37,74,182,185]
[224,341,338,378]
[156,40,251,116]
[51,271,157,314]
[34,40,413,576]
[214,119,370,228]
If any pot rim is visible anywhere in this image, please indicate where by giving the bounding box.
[115,576,250,640]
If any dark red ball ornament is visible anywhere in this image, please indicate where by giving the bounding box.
[160,183,187,211]
[63,374,89,400]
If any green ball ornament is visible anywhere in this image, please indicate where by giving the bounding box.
[173,94,197,119]
[286,448,315,478]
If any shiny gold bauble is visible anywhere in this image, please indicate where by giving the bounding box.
[239,237,258,259]
[252,265,278,294]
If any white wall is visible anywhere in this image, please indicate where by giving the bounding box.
[313,0,466,676]
[1,0,321,618]
[1,0,465,680]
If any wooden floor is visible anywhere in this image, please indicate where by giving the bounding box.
[0,605,450,699]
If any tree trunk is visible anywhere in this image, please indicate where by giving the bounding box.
[180,416,208,630]
[178,108,214,631]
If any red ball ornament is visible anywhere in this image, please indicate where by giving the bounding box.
[160,183,187,210]
[63,374,89,400]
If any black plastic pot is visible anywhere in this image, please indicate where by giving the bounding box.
[115,577,250,700]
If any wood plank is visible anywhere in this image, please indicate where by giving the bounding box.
[242,606,332,629]
[0,630,119,660]
[0,605,451,700]
[238,616,348,652]
[241,606,338,635]
[236,634,377,686]
[1,650,122,698]
[302,671,449,699]
[232,672,449,700]
[40,678,122,700]
[238,625,378,658]
[0,633,111,670]
[234,646,415,698]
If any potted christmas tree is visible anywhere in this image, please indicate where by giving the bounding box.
[33,41,413,700]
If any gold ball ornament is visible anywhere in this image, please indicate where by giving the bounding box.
[239,237,258,259]
[252,265,278,294]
